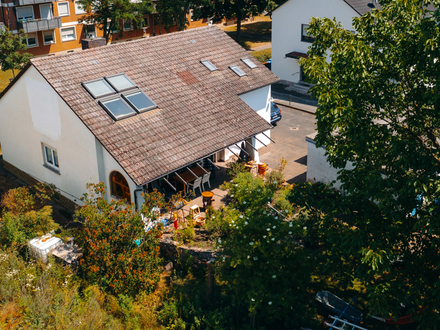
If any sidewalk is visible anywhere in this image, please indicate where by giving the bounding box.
[273,98,317,114]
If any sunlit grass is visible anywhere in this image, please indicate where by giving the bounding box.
[250,48,271,62]
[0,70,14,93]
[223,20,271,35]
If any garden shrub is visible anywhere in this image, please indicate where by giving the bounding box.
[0,184,58,249]
[173,225,196,245]
[75,183,163,297]
[226,159,247,179]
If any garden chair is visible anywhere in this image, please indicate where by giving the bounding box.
[201,172,211,191]
[187,176,203,195]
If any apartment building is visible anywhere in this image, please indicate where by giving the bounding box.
[0,0,217,57]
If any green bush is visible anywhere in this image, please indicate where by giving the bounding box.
[250,48,271,63]
[174,225,196,245]
[226,159,247,179]
[265,170,285,191]
[75,183,163,297]
[0,184,58,249]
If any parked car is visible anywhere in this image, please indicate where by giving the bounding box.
[270,101,282,125]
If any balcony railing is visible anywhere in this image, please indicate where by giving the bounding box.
[15,0,56,5]
[17,17,62,33]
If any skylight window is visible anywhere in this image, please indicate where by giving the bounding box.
[100,98,136,120]
[241,57,257,69]
[229,65,246,77]
[106,74,135,92]
[83,79,115,98]
[124,91,156,112]
[83,73,158,121]
[201,60,218,71]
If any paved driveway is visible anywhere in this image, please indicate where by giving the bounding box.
[259,105,316,183]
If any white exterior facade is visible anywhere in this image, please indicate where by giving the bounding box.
[0,66,140,206]
[306,135,353,190]
[219,84,272,163]
[271,0,358,83]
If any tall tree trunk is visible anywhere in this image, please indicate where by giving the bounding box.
[152,13,155,36]
[103,20,109,43]
[236,14,241,44]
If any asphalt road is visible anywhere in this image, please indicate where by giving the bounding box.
[259,105,317,183]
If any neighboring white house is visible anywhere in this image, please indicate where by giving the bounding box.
[271,0,379,83]
[306,132,354,190]
[0,26,279,210]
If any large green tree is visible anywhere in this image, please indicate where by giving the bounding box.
[155,0,200,32]
[301,0,440,326]
[200,0,271,43]
[76,0,154,43]
[0,28,32,79]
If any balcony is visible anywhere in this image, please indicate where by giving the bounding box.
[15,0,55,5]
[17,17,62,33]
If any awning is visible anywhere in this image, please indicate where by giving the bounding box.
[286,51,308,59]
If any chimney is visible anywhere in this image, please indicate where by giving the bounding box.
[81,37,106,50]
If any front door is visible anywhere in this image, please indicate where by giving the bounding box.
[40,4,53,20]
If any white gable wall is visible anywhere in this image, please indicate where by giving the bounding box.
[237,84,271,163]
[306,138,353,190]
[0,66,137,205]
[272,0,358,83]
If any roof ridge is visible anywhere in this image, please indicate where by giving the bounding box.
[31,25,218,64]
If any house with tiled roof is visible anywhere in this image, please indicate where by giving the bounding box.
[271,0,380,84]
[0,26,279,210]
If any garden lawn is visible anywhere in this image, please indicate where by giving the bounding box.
[0,70,14,93]
[250,48,271,63]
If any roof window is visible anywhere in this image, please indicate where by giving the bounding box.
[82,79,115,98]
[201,60,218,71]
[106,73,136,92]
[99,98,136,120]
[83,73,157,121]
[229,65,246,77]
[123,91,156,112]
[241,57,257,69]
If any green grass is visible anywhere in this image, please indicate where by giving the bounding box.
[250,48,271,63]
[0,70,15,93]
[223,20,271,35]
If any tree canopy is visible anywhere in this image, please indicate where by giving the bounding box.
[301,0,440,325]
[0,28,32,78]
[200,0,272,43]
[76,0,154,43]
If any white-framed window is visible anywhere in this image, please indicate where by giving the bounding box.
[16,6,34,21]
[57,2,70,17]
[85,24,95,38]
[43,144,59,170]
[123,19,132,31]
[60,26,76,41]
[23,32,38,47]
[39,3,53,20]
[42,30,55,44]
[301,24,315,43]
[74,1,86,14]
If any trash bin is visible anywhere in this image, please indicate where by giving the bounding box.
[202,191,214,208]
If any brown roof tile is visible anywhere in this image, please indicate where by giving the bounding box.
[31,26,280,185]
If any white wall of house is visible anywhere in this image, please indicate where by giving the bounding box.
[237,84,272,162]
[0,66,138,206]
[306,135,353,190]
[272,0,357,83]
